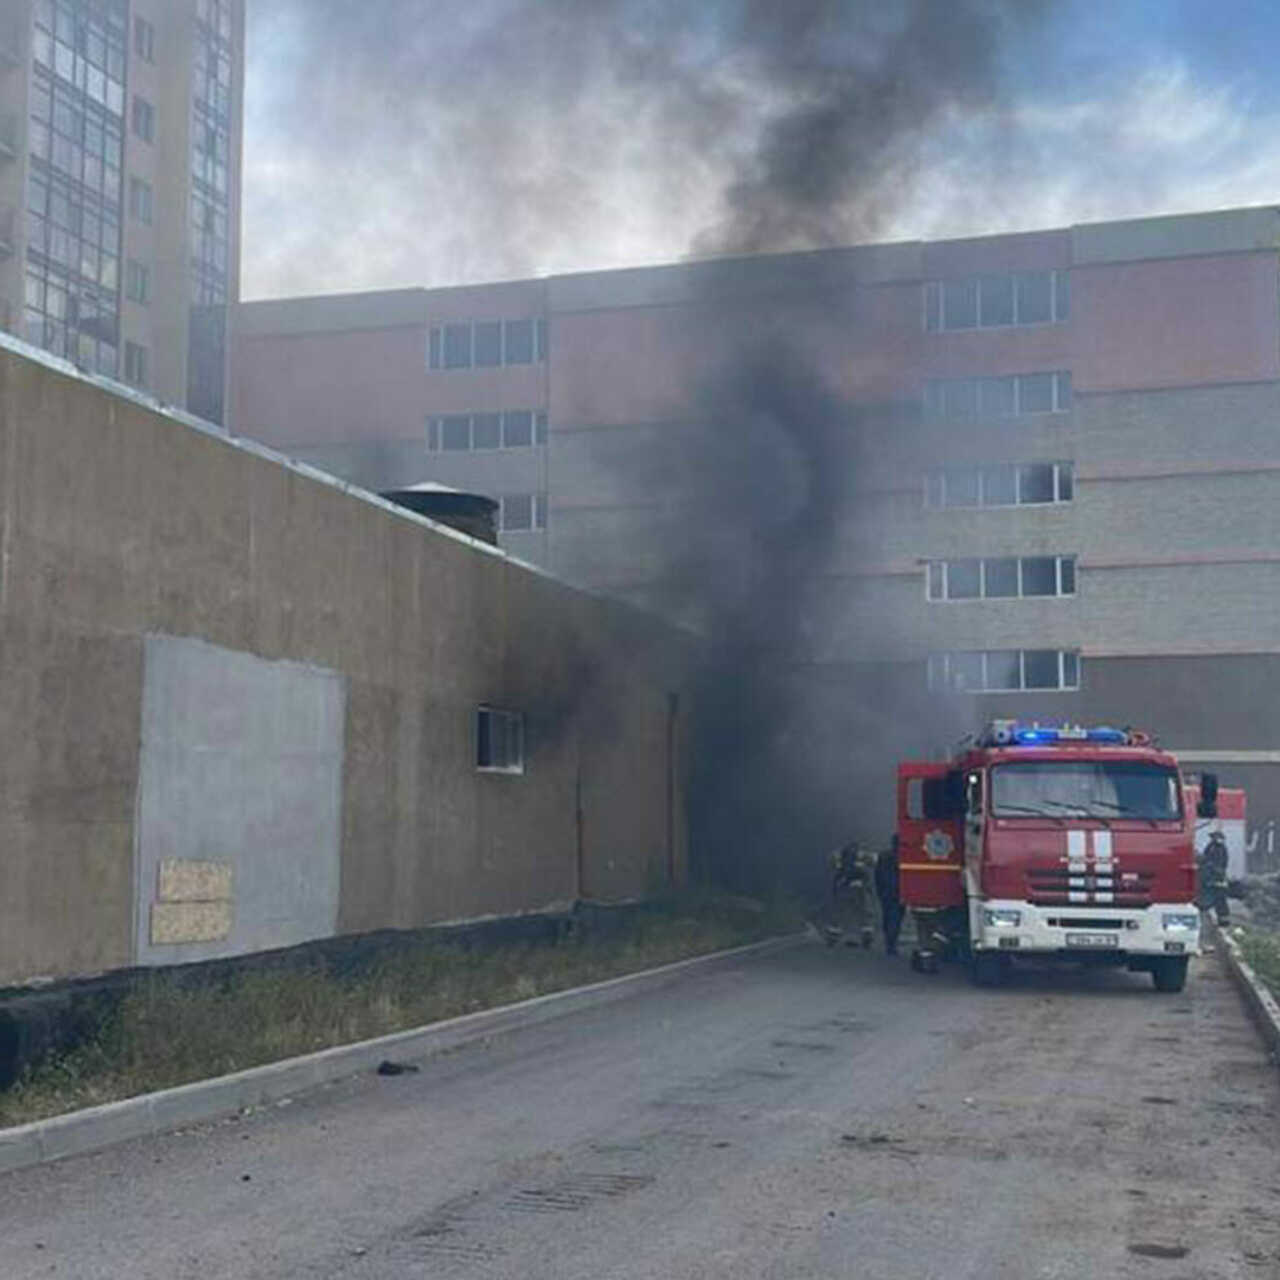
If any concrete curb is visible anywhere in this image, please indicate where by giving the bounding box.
[0,933,805,1176]
[1209,920,1280,1066]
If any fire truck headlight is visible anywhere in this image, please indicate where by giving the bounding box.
[983,909,1022,928]
[1161,913,1200,932]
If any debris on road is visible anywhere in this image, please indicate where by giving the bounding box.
[1128,1243,1189,1259]
[377,1059,421,1076]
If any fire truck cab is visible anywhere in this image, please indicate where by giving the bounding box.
[897,721,1207,992]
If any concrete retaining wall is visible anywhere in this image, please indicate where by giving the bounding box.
[0,339,693,988]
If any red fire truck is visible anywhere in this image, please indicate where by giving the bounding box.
[897,721,1210,991]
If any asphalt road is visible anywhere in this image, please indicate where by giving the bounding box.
[3,940,1278,1279]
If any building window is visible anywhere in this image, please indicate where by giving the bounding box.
[129,176,153,224]
[442,323,471,369]
[473,320,502,367]
[476,706,524,773]
[925,461,1074,509]
[927,650,1080,694]
[427,318,548,370]
[498,493,547,532]
[924,372,1072,419]
[131,95,154,143]
[924,270,1069,332]
[925,556,1076,601]
[124,340,148,388]
[981,465,1016,506]
[502,494,533,532]
[133,16,155,62]
[983,558,1019,597]
[504,318,533,364]
[439,415,470,451]
[502,409,533,447]
[427,410,548,452]
[125,259,150,304]
[471,413,501,449]
[944,559,981,600]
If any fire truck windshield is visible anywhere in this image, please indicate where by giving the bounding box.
[990,761,1182,822]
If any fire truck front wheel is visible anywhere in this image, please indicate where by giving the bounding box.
[970,950,1010,988]
[1151,956,1189,993]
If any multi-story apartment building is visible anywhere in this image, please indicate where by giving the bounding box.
[231,205,1280,832]
[0,0,242,422]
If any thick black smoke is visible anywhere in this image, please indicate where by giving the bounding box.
[652,341,858,892]
[695,0,1047,256]
[632,2,1049,894]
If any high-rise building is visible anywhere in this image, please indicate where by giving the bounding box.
[0,0,242,422]
[230,206,1280,835]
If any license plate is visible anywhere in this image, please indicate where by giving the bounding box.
[1065,932,1119,949]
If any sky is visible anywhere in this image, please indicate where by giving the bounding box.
[239,0,1280,301]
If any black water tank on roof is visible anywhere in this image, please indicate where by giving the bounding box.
[380,482,499,546]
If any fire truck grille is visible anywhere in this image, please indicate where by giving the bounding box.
[1044,917,1128,929]
[1025,865,1153,908]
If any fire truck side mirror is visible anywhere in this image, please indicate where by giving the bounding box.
[922,771,965,820]
[1197,772,1219,819]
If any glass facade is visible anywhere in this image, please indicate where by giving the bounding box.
[189,0,231,307]
[24,0,128,376]
[17,1,240,417]
[186,0,235,422]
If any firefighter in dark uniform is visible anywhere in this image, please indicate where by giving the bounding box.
[824,841,875,948]
[1199,830,1231,925]
[874,834,905,956]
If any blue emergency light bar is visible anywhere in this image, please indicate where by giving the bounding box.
[1015,726,1127,744]
[984,720,1135,747]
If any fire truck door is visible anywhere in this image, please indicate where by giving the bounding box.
[896,762,965,909]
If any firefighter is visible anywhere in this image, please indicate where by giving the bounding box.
[824,841,875,948]
[874,834,905,956]
[1199,830,1231,926]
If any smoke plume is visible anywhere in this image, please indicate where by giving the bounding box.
[694,0,1046,256]
[625,1,1049,892]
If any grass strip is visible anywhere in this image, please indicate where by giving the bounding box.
[1238,927,1280,1002]
[0,894,802,1127]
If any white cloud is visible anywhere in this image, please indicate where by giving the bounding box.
[239,47,1280,299]
[875,58,1279,245]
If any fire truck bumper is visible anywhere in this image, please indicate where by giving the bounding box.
[972,900,1202,959]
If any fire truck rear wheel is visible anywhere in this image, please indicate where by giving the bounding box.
[1151,956,1189,993]
[970,951,1009,988]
